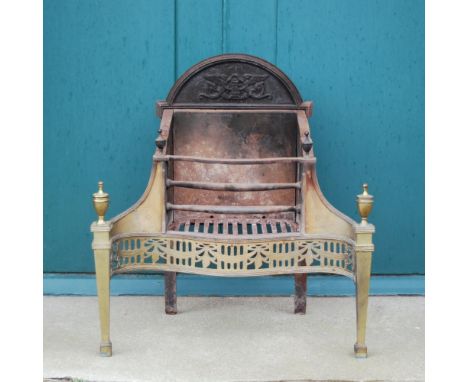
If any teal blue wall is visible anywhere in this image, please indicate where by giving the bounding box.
[44,0,424,274]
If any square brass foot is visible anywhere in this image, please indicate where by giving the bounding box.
[354,343,367,358]
[100,342,112,357]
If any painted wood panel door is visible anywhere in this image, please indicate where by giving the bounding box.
[44,0,424,274]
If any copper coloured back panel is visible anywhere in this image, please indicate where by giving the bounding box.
[171,111,298,221]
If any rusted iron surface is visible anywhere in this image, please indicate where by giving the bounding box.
[155,109,173,155]
[154,56,317,239]
[167,203,299,214]
[294,266,307,314]
[164,272,177,315]
[166,179,301,191]
[172,111,297,222]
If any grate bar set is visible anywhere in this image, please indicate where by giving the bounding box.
[168,218,299,236]
[164,154,303,215]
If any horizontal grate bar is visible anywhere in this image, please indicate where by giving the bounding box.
[166,203,300,214]
[154,154,316,165]
[166,179,301,191]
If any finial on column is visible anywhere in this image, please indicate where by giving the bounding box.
[93,181,109,225]
[357,183,373,225]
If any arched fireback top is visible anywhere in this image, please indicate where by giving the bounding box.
[165,54,304,107]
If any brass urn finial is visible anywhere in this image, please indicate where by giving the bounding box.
[357,183,373,225]
[93,181,109,225]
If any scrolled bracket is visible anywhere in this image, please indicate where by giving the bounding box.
[155,129,167,150]
[301,131,313,154]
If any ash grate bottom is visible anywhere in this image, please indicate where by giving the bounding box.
[167,218,299,237]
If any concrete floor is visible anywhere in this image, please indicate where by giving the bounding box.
[44,296,424,382]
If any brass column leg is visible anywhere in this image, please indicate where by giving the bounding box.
[165,271,177,314]
[91,210,112,357]
[94,247,112,356]
[354,251,372,358]
[294,273,307,314]
[354,183,375,358]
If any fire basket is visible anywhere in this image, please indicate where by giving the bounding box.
[91,54,375,358]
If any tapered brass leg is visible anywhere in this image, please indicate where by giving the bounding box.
[354,251,372,358]
[165,271,177,314]
[354,184,375,358]
[294,273,307,314]
[94,247,112,356]
[91,185,112,356]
